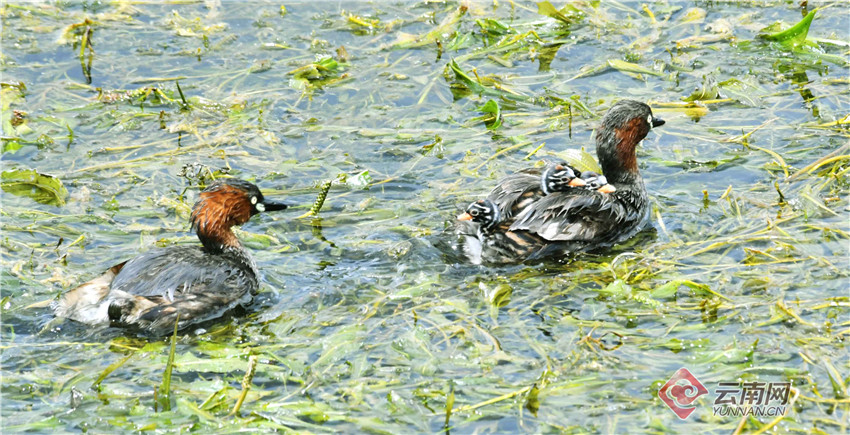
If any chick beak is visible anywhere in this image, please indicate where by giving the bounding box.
[597,184,617,194]
[568,177,587,187]
[261,199,289,212]
[651,116,665,128]
[457,213,473,221]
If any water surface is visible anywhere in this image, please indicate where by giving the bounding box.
[2,1,848,433]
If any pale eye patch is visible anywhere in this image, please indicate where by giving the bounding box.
[255,202,265,212]
[647,114,653,128]
[251,196,258,204]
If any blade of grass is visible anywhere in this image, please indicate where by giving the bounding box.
[175,80,189,111]
[473,140,535,171]
[787,142,850,181]
[450,384,533,414]
[761,10,815,47]
[92,352,135,391]
[157,315,179,412]
[390,5,467,49]
[444,381,454,431]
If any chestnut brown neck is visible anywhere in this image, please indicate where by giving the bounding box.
[596,117,649,185]
[195,224,241,254]
[190,190,253,254]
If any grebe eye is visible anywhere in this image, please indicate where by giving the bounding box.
[251,196,258,205]
[647,114,653,127]
[470,209,479,216]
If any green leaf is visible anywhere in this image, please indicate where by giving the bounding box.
[537,43,564,72]
[760,10,815,47]
[478,99,499,115]
[679,280,722,298]
[632,292,662,308]
[172,354,264,374]
[662,155,744,173]
[718,78,762,106]
[607,59,664,77]
[478,99,502,130]
[444,381,455,429]
[679,7,706,24]
[480,282,512,307]
[1,169,69,206]
[476,18,510,36]
[235,230,280,249]
[449,59,531,101]
[3,140,23,154]
[824,359,848,399]
[524,383,540,416]
[449,59,486,94]
[537,1,573,25]
[651,281,680,298]
[555,147,602,174]
[288,56,341,82]
[599,279,630,296]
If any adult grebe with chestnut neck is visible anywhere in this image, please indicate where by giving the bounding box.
[52,178,290,335]
[456,100,665,264]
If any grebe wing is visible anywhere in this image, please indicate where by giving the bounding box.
[486,168,542,219]
[105,246,258,334]
[509,189,638,242]
[108,285,254,335]
[109,246,257,300]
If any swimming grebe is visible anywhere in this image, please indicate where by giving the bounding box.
[455,100,664,264]
[455,199,512,264]
[454,172,601,265]
[52,178,290,335]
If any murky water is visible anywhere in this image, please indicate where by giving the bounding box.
[2,1,848,432]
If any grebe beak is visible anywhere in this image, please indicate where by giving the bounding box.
[568,177,587,187]
[457,212,474,221]
[261,199,289,212]
[597,184,616,194]
[651,116,665,128]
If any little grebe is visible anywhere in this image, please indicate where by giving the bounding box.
[580,171,616,194]
[455,100,664,264]
[52,178,290,335]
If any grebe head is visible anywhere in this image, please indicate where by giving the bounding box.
[580,171,616,193]
[595,100,664,184]
[541,162,586,194]
[457,199,500,230]
[190,178,289,253]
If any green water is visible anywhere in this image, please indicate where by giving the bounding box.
[2,1,848,433]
